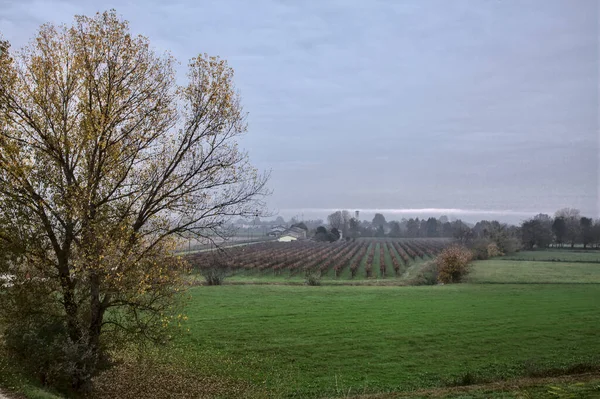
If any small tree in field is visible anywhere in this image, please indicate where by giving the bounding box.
[436,245,472,284]
[0,11,268,391]
[198,252,232,286]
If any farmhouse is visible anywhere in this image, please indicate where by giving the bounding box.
[285,226,307,239]
[267,225,287,237]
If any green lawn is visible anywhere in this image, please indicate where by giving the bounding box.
[4,249,600,398]
[502,249,600,263]
[467,260,600,284]
[174,283,600,397]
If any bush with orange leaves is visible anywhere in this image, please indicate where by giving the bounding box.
[435,245,473,284]
[486,242,504,258]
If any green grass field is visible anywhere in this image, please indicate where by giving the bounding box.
[173,283,600,397]
[2,249,600,398]
[174,249,600,397]
[501,249,600,263]
[467,259,600,283]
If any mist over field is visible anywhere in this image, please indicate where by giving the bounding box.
[275,208,543,225]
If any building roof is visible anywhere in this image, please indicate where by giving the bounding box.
[277,235,298,242]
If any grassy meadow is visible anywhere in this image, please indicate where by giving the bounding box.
[501,249,600,263]
[467,259,600,283]
[174,284,600,397]
[2,248,600,398]
[175,248,600,398]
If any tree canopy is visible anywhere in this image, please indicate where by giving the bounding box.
[0,10,268,391]
[372,213,387,228]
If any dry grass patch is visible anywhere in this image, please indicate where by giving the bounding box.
[91,358,266,399]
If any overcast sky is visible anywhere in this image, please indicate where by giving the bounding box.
[1,0,598,223]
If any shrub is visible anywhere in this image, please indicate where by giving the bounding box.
[443,371,479,387]
[200,267,230,286]
[496,235,521,254]
[436,245,472,284]
[304,270,321,286]
[3,315,100,393]
[469,238,492,260]
[408,261,439,286]
[486,242,503,258]
[198,253,230,285]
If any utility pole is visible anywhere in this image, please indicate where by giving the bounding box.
[251,211,258,242]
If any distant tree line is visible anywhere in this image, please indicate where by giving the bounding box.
[321,211,487,241]
[520,208,600,250]
[313,208,600,253]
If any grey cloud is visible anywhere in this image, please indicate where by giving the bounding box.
[1,0,597,220]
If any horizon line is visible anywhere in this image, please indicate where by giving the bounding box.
[277,208,547,217]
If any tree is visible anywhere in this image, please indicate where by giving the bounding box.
[313,226,330,242]
[327,210,351,237]
[372,213,386,229]
[555,208,581,248]
[472,220,492,238]
[521,219,547,249]
[330,228,341,241]
[388,221,401,237]
[291,222,308,231]
[520,220,536,249]
[315,226,328,235]
[274,216,285,225]
[303,219,323,230]
[327,211,343,230]
[419,218,428,238]
[452,220,473,244]
[580,217,593,249]
[441,221,453,237]
[425,217,439,237]
[487,221,520,253]
[0,11,268,391]
[349,218,360,240]
[520,214,553,249]
[406,218,419,238]
[552,217,567,247]
[502,225,521,254]
[341,210,352,237]
[593,220,600,249]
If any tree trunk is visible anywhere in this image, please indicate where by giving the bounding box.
[88,271,105,356]
[57,255,81,344]
[58,259,92,392]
